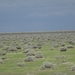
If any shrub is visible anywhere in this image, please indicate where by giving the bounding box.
[2,46,9,51]
[56,55,66,61]
[61,43,65,47]
[24,56,35,62]
[67,45,74,49]
[0,51,7,56]
[33,45,41,49]
[23,49,31,53]
[17,62,25,67]
[40,62,55,70]
[60,47,67,51]
[69,41,75,45]
[71,65,75,71]
[60,55,66,59]
[54,44,59,48]
[56,55,60,60]
[40,65,45,70]
[0,43,3,48]
[16,46,21,50]
[8,46,17,52]
[0,59,3,64]
[27,50,35,56]
[61,59,67,63]
[35,52,43,58]
[1,56,7,60]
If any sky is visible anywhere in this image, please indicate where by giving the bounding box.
[0,0,75,32]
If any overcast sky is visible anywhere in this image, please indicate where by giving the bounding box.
[0,0,75,32]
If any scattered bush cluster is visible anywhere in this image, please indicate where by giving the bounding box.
[0,31,75,74]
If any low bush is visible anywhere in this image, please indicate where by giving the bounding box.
[35,52,43,58]
[0,51,7,56]
[27,50,35,56]
[69,41,75,45]
[56,55,66,59]
[0,43,3,48]
[23,49,31,53]
[54,44,59,48]
[2,46,9,51]
[40,62,55,70]
[60,47,67,51]
[8,46,17,52]
[61,43,65,47]
[17,62,25,67]
[24,56,35,62]
[1,56,7,60]
[71,65,75,71]
[61,59,67,63]
[0,59,3,64]
[16,46,21,50]
[67,45,74,49]
[33,45,41,49]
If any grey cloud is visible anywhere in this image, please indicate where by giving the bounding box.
[0,0,75,17]
[0,0,75,7]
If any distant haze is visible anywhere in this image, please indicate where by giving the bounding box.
[0,0,75,32]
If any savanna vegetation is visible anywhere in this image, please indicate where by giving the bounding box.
[0,31,75,75]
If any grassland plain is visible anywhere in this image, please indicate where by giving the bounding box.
[0,31,75,75]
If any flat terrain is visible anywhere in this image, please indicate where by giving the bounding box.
[0,31,75,75]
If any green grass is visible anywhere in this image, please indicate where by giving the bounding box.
[0,34,75,75]
[0,44,75,75]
